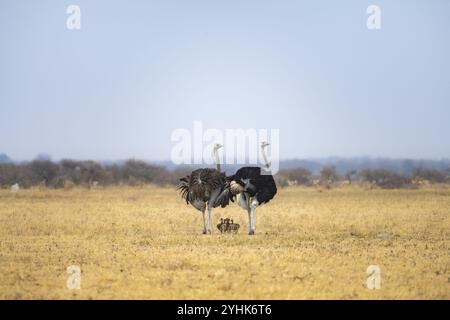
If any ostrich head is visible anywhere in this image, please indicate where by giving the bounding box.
[230,178,255,195]
[230,180,245,194]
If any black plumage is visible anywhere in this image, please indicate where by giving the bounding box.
[215,167,277,206]
[215,166,277,235]
[232,167,277,204]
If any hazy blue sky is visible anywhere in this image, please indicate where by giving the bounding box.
[1,0,449,161]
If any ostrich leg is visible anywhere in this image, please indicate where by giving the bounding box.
[247,208,253,235]
[207,203,213,235]
[201,208,207,234]
[246,195,253,235]
[250,198,257,235]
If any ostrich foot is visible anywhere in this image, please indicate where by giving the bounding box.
[202,229,207,235]
[248,230,255,235]
[207,229,212,235]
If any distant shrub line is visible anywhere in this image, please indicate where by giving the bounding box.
[0,160,449,189]
[276,166,450,189]
[0,159,190,188]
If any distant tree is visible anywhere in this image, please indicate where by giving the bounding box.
[122,159,167,185]
[320,166,338,183]
[0,163,16,186]
[60,159,81,171]
[281,168,312,185]
[59,159,82,184]
[413,168,446,183]
[29,160,59,186]
[345,170,357,184]
[79,161,105,187]
[360,169,411,189]
[104,164,122,185]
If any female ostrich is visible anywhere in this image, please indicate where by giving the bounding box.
[215,142,277,235]
[177,144,230,234]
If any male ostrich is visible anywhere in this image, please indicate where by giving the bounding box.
[215,142,277,235]
[177,144,229,234]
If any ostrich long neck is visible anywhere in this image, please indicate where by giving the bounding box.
[214,148,221,172]
[261,146,270,169]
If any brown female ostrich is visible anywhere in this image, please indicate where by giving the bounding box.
[177,144,230,234]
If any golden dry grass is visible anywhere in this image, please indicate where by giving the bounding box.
[0,185,448,299]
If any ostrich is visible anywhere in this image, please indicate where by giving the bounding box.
[177,143,230,234]
[217,218,240,233]
[217,218,227,233]
[228,219,240,233]
[215,142,277,235]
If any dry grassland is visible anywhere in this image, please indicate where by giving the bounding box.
[0,186,448,299]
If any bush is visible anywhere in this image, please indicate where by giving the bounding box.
[29,160,59,186]
[1,159,447,190]
[0,159,175,188]
[320,166,339,183]
[345,170,357,184]
[413,168,447,184]
[360,169,411,189]
[277,168,312,186]
[121,160,168,185]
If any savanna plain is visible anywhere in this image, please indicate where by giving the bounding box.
[0,185,448,299]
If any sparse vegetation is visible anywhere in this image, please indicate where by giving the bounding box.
[0,185,448,299]
[413,168,449,184]
[1,160,450,190]
[359,169,412,189]
[345,170,357,184]
[0,160,178,188]
[320,166,339,184]
[276,168,313,187]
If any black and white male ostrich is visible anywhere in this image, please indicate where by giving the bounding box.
[215,142,277,235]
[177,143,230,234]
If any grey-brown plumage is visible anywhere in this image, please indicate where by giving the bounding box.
[216,218,240,234]
[217,218,227,233]
[178,168,227,206]
[177,144,230,234]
